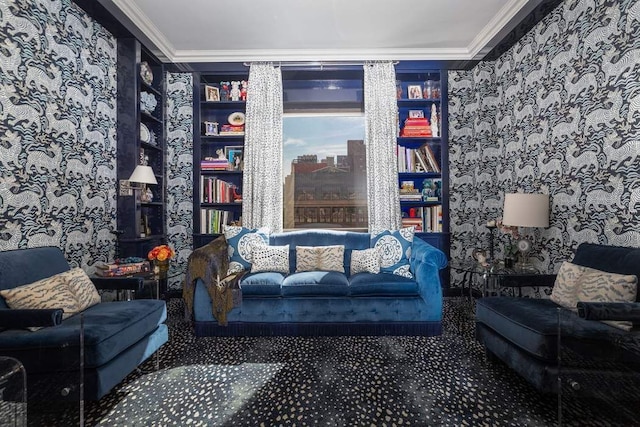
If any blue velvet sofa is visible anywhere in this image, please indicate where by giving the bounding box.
[476,243,640,393]
[192,229,448,337]
[0,247,168,400]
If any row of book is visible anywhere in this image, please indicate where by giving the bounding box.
[220,124,244,135]
[397,145,440,173]
[201,176,239,203]
[200,209,233,234]
[201,159,230,171]
[95,261,151,277]
[401,205,443,232]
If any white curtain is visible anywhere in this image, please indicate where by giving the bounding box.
[242,63,283,232]
[364,62,401,234]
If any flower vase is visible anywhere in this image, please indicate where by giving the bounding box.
[156,260,169,278]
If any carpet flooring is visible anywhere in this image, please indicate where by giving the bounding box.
[29,298,639,426]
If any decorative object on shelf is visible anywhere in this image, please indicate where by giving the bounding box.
[240,80,248,101]
[225,145,244,170]
[409,109,424,118]
[205,85,220,102]
[147,244,175,277]
[148,129,157,146]
[140,61,153,85]
[422,179,438,202]
[430,104,439,138]
[502,193,549,271]
[395,80,402,99]
[128,164,158,208]
[204,121,219,136]
[140,123,151,143]
[472,248,489,267]
[400,116,431,137]
[220,81,230,101]
[230,81,241,101]
[140,91,157,114]
[407,85,422,99]
[228,112,245,126]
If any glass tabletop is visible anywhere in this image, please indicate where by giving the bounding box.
[449,259,551,276]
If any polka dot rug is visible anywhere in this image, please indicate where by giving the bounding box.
[28,298,638,426]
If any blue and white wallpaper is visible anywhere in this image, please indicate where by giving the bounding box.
[448,0,640,294]
[0,0,117,270]
[165,72,193,292]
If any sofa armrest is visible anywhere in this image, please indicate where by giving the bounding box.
[577,301,640,322]
[91,276,144,292]
[410,238,447,317]
[0,309,63,329]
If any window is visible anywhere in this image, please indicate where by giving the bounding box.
[283,114,367,230]
[281,68,366,230]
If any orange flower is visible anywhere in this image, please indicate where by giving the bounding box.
[148,245,175,261]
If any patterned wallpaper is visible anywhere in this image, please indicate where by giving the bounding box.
[448,0,640,294]
[165,72,194,292]
[0,0,117,270]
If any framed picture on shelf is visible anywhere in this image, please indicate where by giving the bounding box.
[409,109,424,118]
[205,85,220,102]
[225,146,244,170]
[407,85,423,99]
[204,121,219,136]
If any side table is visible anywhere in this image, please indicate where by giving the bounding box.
[449,260,556,298]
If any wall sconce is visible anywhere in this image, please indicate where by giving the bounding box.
[502,193,549,271]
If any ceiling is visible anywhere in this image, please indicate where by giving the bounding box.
[100,0,549,64]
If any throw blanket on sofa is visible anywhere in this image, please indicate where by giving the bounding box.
[183,236,243,325]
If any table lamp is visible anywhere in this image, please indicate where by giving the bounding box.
[502,193,549,271]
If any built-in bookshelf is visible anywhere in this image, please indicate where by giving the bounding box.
[116,39,166,258]
[193,70,248,249]
[394,64,449,255]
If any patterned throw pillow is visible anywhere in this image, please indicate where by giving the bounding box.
[371,227,415,278]
[575,270,638,331]
[0,271,81,320]
[223,226,270,275]
[295,246,345,273]
[250,245,290,274]
[64,268,101,311]
[350,248,381,275]
[550,261,587,309]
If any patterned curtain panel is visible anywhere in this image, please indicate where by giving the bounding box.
[364,62,401,234]
[242,63,284,232]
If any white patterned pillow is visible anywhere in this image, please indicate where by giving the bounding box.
[350,248,381,275]
[250,245,290,274]
[64,268,101,311]
[550,261,587,309]
[575,270,638,331]
[223,226,270,275]
[0,271,81,320]
[371,227,415,278]
[295,246,345,273]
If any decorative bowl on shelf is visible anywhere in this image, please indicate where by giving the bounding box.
[140,61,153,85]
[228,112,245,126]
[140,123,151,143]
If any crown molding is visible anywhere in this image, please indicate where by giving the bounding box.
[170,48,472,64]
[467,0,533,58]
[111,0,175,61]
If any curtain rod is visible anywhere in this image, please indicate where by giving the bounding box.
[242,60,399,68]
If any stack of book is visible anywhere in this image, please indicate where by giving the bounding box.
[401,217,423,232]
[95,261,150,277]
[201,159,229,171]
[400,117,432,137]
[201,177,239,203]
[219,124,244,135]
[399,181,423,202]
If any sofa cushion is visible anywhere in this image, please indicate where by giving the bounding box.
[64,268,102,311]
[223,226,269,275]
[0,271,82,321]
[250,245,289,274]
[350,248,381,275]
[575,270,637,331]
[349,273,419,296]
[371,227,414,278]
[295,245,345,273]
[281,272,349,297]
[240,272,284,297]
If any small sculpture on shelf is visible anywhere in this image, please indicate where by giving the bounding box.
[240,80,248,101]
[220,81,230,101]
[230,81,241,101]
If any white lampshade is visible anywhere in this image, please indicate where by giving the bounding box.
[502,193,549,228]
[128,165,157,185]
